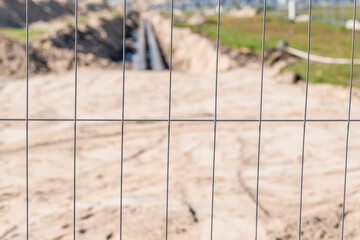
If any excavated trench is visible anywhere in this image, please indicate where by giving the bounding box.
[132,18,168,70]
[0,5,169,77]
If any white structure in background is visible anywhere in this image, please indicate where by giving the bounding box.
[288,0,297,21]
[277,0,287,7]
[215,4,223,14]
[345,19,360,31]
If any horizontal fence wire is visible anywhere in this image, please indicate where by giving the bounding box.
[4,118,360,122]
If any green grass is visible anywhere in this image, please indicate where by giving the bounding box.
[176,14,359,58]
[282,61,360,87]
[0,28,46,43]
[174,13,360,86]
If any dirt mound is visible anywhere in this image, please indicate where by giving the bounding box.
[0,34,108,77]
[0,11,139,77]
[0,35,49,76]
[42,12,138,61]
[0,0,109,28]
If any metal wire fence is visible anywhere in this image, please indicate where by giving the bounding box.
[14,0,358,239]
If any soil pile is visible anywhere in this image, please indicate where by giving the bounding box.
[0,35,49,76]
[0,11,139,77]
[0,0,109,28]
[42,11,139,61]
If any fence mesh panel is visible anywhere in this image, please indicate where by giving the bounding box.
[8,0,357,239]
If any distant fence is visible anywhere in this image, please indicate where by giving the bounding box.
[13,0,358,239]
[151,0,357,26]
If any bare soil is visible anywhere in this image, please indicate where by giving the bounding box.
[0,65,359,239]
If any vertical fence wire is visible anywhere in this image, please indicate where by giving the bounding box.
[298,0,312,239]
[254,0,267,239]
[340,0,357,238]
[25,0,29,239]
[73,0,79,239]
[120,0,127,239]
[210,0,221,239]
[165,0,174,239]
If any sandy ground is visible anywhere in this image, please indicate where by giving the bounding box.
[1,65,360,240]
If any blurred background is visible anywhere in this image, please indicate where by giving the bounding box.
[1,0,360,239]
